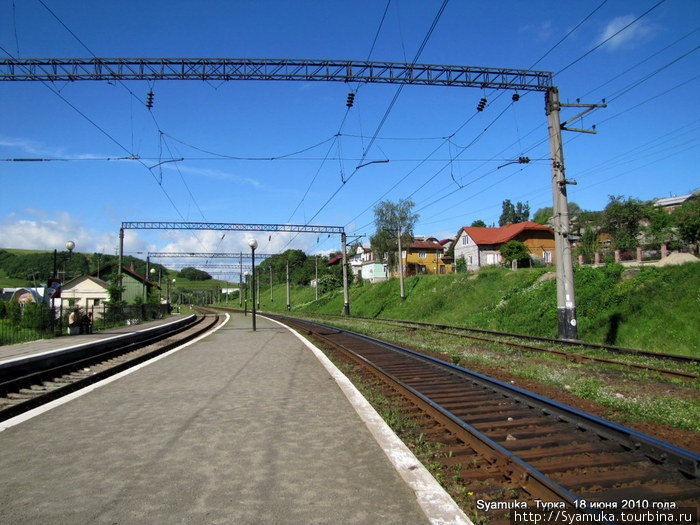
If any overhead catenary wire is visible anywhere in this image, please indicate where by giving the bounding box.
[555,0,668,78]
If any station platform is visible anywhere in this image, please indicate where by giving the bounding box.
[0,312,467,524]
[0,314,190,365]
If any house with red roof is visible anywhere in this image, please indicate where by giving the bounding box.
[453,221,555,271]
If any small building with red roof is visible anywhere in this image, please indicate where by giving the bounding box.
[453,221,555,271]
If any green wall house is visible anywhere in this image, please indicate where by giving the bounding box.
[91,263,160,304]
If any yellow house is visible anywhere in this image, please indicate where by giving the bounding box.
[401,238,452,275]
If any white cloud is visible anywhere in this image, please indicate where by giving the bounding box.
[519,20,554,41]
[0,209,147,254]
[597,15,655,51]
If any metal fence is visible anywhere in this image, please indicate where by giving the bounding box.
[0,303,170,347]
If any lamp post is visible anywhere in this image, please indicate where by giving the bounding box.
[50,241,75,322]
[53,240,75,279]
[248,238,258,331]
[243,271,250,316]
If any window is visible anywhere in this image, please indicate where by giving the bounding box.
[418,251,426,258]
[468,256,473,265]
[462,235,468,245]
[543,251,552,263]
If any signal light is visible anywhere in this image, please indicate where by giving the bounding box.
[346,92,355,108]
[146,90,154,109]
[476,97,487,111]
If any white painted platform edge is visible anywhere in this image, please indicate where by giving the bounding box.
[0,314,230,432]
[266,316,473,525]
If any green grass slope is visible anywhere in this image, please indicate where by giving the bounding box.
[247,262,699,357]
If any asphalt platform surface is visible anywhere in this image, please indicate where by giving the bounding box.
[0,313,441,524]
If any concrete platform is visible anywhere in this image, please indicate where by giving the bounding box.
[0,314,190,365]
[0,313,468,524]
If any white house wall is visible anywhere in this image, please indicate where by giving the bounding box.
[453,231,481,271]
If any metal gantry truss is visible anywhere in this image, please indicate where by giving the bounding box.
[0,58,554,92]
[147,252,273,258]
[119,220,351,314]
[122,221,344,234]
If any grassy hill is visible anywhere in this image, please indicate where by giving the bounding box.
[236,261,700,357]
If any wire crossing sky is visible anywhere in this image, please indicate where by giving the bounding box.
[0,0,698,262]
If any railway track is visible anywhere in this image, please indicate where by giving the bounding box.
[266,312,699,524]
[0,313,221,422]
[301,312,698,381]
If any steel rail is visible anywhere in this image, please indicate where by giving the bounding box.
[312,312,699,365]
[268,313,700,480]
[331,316,698,380]
[0,315,220,422]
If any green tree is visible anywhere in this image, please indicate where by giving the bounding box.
[106,274,126,305]
[576,226,599,264]
[7,301,21,324]
[470,219,486,227]
[455,255,467,273]
[499,240,530,264]
[369,199,418,271]
[499,200,530,226]
[0,300,6,319]
[601,196,649,252]
[645,206,676,248]
[673,198,700,245]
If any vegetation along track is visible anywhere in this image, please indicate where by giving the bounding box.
[266,312,699,523]
[305,313,698,381]
[0,313,221,422]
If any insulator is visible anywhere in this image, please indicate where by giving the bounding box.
[346,92,355,108]
[512,93,520,102]
[476,97,487,111]
[146,91,154,109]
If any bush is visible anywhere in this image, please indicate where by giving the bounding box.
[7,301,21,324]
[20,303,53,330]
[317,274,341,294]
[0,301,6,319]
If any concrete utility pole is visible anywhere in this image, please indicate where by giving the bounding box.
[341,232,349,315]
[286,260,290,311]
[239,252,243,308]
[315,255,318,301]
[118,227,124,301]
[546,87,577,340]
[397,227,405,301]
[270,266,273,302]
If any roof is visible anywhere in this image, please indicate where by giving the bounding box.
[438,238,454,246]
[326,254,343,266]
[91,263,158,287]
[408,240,443,250]
[459,221,553,245]
[653,192,697,208]
[63,274,110,289]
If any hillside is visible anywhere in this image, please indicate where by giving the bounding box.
[248,261,700,357]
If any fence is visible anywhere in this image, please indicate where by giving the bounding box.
[0,303,170,347]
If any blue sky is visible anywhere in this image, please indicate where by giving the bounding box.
[1,0,698,272]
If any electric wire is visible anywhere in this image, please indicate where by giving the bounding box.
[555,0,668,77]
[579,25,700,99]
[528,0,609,69]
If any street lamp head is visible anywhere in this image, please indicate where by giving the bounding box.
[65,240,75,252]
[150,268,156,275]
[248,238,258,250]
[244,271,250,277]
